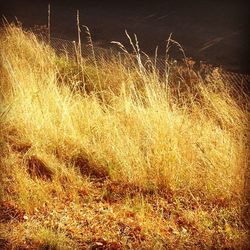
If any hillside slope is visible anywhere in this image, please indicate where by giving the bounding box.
[0,25,249,249]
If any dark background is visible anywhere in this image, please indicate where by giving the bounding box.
[1,0,249,73]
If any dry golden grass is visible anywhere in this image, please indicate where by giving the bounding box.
[0,24,249,249]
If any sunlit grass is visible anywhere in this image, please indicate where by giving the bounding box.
[0,24,249,249]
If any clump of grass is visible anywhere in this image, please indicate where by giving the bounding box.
[0,221,77,250]
[0,24,249,249]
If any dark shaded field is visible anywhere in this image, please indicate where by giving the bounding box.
[1,0,249,73]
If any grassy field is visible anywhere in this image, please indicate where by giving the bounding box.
[0,24,249,249]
